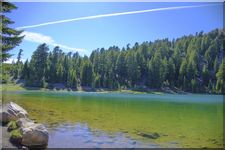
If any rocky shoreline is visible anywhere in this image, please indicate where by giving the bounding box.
[1,102,49,149]
[1,125,19,149]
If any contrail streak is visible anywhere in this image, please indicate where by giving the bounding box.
[16,4,218,29]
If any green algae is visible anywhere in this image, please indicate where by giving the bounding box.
[10,128,22,144]
[7,121,18,131]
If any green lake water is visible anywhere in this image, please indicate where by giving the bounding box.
[2,91,224,148]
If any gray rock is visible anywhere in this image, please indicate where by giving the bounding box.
[0,102,28,123]
[1,102,48,148]
[16,118,35,128]
[16,118,49,147]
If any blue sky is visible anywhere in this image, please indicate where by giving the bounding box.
[6,2,223,62]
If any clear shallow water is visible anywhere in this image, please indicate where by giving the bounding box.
[48,123,162,148]
[2,91,224,148]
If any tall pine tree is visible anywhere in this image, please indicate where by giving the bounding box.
[1,2,24,62]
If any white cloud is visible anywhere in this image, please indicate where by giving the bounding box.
[22,31,54,44]
[21,31,87,53]
[4,58,26,64]
[16,4,218,29]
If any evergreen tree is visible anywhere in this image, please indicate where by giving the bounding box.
[147,50,162,88]
[167,58,175,85]
[16,49,23,64]
[1,2,24,62]
[14,28,224,94]
[67,68,77,88]
[21,59,29,80]
[28,43,49,87]
[81,59,94,87]
[202,64,210,86]
[191,78,198,92]
[93,73,101,88]
[116,51,127,87]
[214,57,219,73]
[179,59,187,90]
[13,49,23,79]
[126,51,140,87]
[216,59,224,94]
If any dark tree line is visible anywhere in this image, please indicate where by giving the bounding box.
[12,29,225,94]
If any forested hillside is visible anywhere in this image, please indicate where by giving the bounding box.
[5,28,225,94]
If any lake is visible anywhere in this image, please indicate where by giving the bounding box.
[2,91,223,148]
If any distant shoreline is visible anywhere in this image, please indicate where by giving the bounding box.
[0,83,205,95]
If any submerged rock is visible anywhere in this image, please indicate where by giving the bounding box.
[0,102,28,123]
[136,131,160,139]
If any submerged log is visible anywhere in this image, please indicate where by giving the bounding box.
[136,131,160,139]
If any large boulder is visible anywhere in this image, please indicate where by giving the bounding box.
[16,118,49,147]
[0,102,28,123]
[1,102,48,148]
